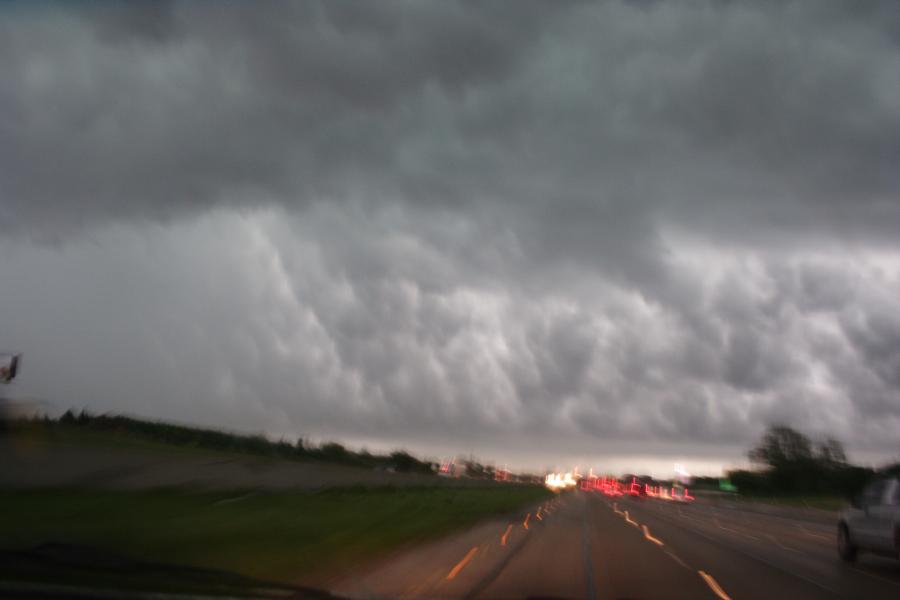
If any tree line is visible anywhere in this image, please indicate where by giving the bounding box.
[727,425,898,497]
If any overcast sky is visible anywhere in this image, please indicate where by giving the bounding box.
[2,1,899,476]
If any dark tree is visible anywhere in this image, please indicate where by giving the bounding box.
[745,425,870,495]
[816,437,847,466]
[319,442,349,460]
[389,451,417,472]
[748,425,813,468]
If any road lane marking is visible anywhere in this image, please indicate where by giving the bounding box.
[648,506,842,597]
[446,546,478,580]
[712,517,730,531]
[624,510,639,527]
[765,533,799,553]
[464,519,538,600]
[698,570,732,600]
[795,524,829,540]
[500,524,513,546]
[523,512,530,530]
[665,549,690,569]
[642,524,664,546]
[613,502,623,515]
[714,517,760,541]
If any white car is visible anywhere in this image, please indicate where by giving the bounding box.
[838,475,900,561]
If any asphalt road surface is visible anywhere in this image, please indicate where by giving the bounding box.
[332,490,900,600]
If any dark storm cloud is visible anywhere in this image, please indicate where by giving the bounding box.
[0,0,555,233]
[4,1,898,239]
[1,1,899,470]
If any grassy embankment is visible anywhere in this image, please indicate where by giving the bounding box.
[9,411,436,473]
[0,485,551,591]
[1,414,552,593]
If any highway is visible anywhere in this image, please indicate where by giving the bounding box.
[332,490,900,599]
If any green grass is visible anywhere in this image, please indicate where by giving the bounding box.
[0,486,552,588]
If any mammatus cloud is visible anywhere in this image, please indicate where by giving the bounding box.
[1,1,898,473]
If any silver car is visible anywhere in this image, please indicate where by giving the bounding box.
[838,475,900,561]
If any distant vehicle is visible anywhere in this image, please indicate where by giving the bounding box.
[837,475,900,562]
[624,476,648,499]
[438,457,467,478]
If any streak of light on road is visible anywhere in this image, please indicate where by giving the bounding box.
[765,533,799,553]
[665,549,690,569]
[714,516,760,541]
[712,517,731,532]
[624,510,639,527]
[698,570,732,600]
[523,512,530,530]
[642,524,664,546]
[446,546,478,580]
[796,523,830,540]
[500,524,513,546]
